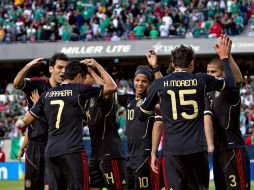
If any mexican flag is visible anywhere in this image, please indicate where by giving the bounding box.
[10,137,23,160]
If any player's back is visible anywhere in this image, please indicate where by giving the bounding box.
[208,89,245,150]
[84,96,125,160]
[37,83,102,157]
[44,84,85,157]
[151,71,225,155]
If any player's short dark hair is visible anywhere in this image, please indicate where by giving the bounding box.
[49,53,69,67]
[208,59,224,71]
[134,65,153,82]
[171,45,195,68]
[64,60,88,80]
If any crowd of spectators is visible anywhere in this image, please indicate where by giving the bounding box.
[240,76,254,139]
[0,0,253,43]
[0,87,27,139]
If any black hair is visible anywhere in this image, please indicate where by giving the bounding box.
[134,65,153,82]
[208,58,224,71]
[49,53,69,67]
[171,45,195,68]
[64,60,88,80]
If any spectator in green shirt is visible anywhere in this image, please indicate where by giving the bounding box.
[149,25,159,39]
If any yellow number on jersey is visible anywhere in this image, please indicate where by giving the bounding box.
[229,175,237,187]
[127,109,134,120]
[138,177,149,188]
[167,89,198,120]
[50,100,64,129]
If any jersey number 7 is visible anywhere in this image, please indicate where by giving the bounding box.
[50,100,64,129]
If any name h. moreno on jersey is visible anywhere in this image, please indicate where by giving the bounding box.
[46,90,73,97]
[164,79,198,87]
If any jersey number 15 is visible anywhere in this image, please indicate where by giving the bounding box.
[167,89,198,120]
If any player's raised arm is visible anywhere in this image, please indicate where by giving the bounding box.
[214,35,235,89]
[146,50,163,79]
[13,58,44,89]
[81,59,117,96]
[229,54,242,88]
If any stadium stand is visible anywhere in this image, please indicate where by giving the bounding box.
[0,0,252,43]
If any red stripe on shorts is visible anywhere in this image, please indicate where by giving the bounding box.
[81,152,89,190]
[236,149,245,190]
[111,160,121,189]
[162,156,169,190]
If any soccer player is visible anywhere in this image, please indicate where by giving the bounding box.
[140,35,237,190]
[22,60,117,190]
[116,65,163,190]
[14,53,69,190]
[205,39,250,190]
[82,59,126,190]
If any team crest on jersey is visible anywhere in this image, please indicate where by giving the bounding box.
[127,103,131,108]
[89,98,95,107]
[214,91,220,98]
[136,99,144,107]
[25,179,31,188]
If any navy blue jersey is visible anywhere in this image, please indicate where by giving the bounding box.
[30,83,103,157]
[117,94,162,157]
[84,96,125,160]
[18,78,51,143]
[205,89,245,151]
[140,72,225,155]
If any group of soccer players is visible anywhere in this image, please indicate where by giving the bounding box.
[15,34,250,190]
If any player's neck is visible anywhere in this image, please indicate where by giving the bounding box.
[49,77,58,87]
[135,93,145,99]
[174,68,189,72]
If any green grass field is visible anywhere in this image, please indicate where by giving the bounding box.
[0,181,253,190]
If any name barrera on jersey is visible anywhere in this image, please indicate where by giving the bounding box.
[205,88,245,151]
[116,94,162,157]
[29,83,103,157]
[84,96,125,160]
[18,78,51,143]
[140,72,226,155]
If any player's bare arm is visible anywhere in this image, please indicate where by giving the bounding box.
[18,130,28,162]
[81,59,117,96]
[204,115,214,154]
[13,58,44,88]
[87,67,104,85]
[151,120,163,174]
[146,50,163,79]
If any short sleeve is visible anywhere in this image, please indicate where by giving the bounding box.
[115,94,133,108]
[204,74,225,92]
[140,81,160,116]
[20,78,44,94]
[79,84,103,99]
